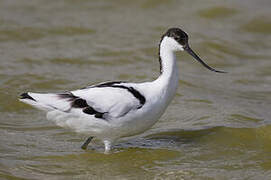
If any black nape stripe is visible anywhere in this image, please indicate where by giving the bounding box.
[159,28,188,74]
[20,92,36,101]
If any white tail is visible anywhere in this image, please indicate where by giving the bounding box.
[19,92,73,112]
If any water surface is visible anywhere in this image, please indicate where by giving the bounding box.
[1,0,271,179]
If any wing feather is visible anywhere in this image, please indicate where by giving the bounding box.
[20,81,145,120]
[72,85,141,118]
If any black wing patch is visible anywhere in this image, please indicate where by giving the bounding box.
[72,98,88,108]
[83,107,104,118]
[58,93,105,119]
[58,80,146,118]
[20,92,36,101]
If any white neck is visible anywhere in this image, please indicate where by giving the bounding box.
[153,37,179,105]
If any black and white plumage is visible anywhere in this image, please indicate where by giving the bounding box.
[19,28,225,153]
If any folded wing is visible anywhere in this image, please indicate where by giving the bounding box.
[20,82,145,120]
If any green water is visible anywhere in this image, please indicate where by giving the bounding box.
[1,0,271,179]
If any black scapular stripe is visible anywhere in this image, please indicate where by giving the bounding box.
[81,81,146,107]
[93,82,146,108]
[95,81,125,87]
[112,85,146,107]
[81,81,125,89]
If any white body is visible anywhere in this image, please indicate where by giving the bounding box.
[20,36,183,152]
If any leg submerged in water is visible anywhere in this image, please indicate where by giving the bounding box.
[81,137,94,150]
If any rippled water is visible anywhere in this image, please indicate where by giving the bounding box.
[1,0,271,179]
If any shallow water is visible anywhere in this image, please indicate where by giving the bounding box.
[1,0,271,179]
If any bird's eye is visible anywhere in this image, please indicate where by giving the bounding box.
[179,38,187,45]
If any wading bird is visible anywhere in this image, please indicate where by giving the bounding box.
[19,28,225,153]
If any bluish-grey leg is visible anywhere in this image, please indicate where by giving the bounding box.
[81,137,94,150]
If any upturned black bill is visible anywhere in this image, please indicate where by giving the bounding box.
[185,46,226,73]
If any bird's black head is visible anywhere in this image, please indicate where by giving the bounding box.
[160,27,226,73]
[164,28,189,49]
